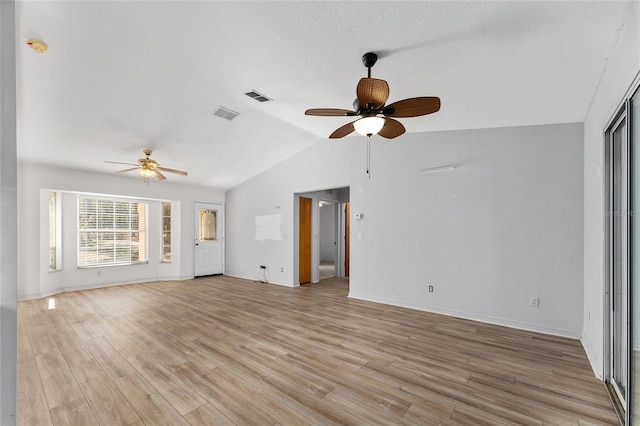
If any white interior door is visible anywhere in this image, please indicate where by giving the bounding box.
[194,202,223,277]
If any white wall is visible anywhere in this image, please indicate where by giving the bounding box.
[226,122,584,337]
[17,162,224,300]
[0,0,17,423]
[583,1,640,378]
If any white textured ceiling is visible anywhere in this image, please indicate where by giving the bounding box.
[16,1,632,190]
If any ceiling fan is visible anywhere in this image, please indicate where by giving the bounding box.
[105,150,187,183]
[305,52,441,139]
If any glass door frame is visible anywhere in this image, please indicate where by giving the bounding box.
[605,101,632,423]
[630,84,640,425]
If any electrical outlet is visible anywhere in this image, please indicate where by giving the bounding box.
[280,267,284,272]
[530,297,540,307]
[428,285,434,293]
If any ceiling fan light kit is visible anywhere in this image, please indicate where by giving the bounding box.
[353,116,385,136]
[139,167,156,180]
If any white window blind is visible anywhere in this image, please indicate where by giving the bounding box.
[78,196,147,267]
[161,202,171,262]
[48,192,58,270]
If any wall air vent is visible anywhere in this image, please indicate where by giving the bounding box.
[244,90,272,103]
[213,107,239,121]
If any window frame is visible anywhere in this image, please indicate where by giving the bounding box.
[77,195,148,268]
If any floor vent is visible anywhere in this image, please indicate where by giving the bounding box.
[213,107,239,121]
[245,90,272,103]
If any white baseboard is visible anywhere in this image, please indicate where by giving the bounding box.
[18,275,192,301]
[581,333,603,380]
[18,293,47,301]
[223,273,293,288]
[348,291,581,340]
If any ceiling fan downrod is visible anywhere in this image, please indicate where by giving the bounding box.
[362,52,378,78]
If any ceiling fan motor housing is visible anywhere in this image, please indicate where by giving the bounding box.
[138,158,157,170]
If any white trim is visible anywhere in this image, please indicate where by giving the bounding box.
[17,275,194,301]
[349,292,581,340]
[222,273,292,288]
[582,333,604,380]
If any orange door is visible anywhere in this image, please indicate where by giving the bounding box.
[299,197,312,284]
[345,203,350,277]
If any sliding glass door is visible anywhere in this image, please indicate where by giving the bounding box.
[608,84,640,424]
[610,111,629,408]
[610,83,640,425]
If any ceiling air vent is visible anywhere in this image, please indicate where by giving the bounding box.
[244,90,272,103]
[213,106,239,121]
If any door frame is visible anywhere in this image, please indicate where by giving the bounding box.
[294,189,350,286]
[343,202,350,277]
[193,201,225,277]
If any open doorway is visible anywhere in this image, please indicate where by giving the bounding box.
[319,200,338,280]
[295,187,350,285]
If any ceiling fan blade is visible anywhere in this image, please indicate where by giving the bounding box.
[157,166,188,176]
[305,108,358,117]
[105,161,139,167]
[329,121,356,139]
[357,78,389,109]
[115,167,140,174]
[383,97,441,118]
[154,169,167,181]
[378,118,406,139]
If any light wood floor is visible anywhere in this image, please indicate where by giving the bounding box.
[18,275,618,425]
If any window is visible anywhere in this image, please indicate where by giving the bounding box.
[162,202,171,262]
[78,196,147,267]
[199,209,217,240]
[48,192,60,271]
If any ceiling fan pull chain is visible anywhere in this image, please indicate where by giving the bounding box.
[366,135,371,179]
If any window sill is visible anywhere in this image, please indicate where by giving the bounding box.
[77,261,149,269]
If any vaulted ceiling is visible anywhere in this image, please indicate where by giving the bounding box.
[16,1,632,190]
